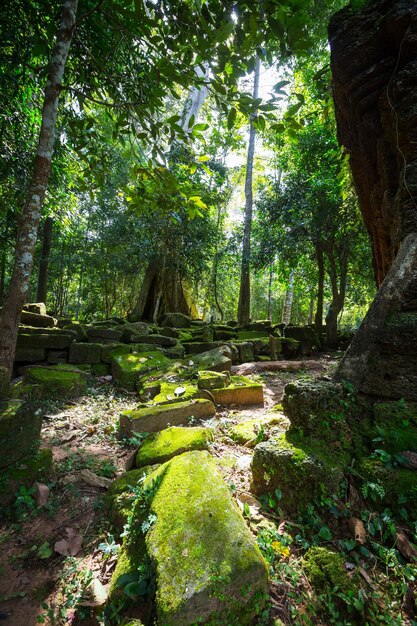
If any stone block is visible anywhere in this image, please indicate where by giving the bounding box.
[0,400,42,469]
[69,342,102,364]
[120,399,216,435]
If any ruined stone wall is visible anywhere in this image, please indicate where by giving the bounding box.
[329,0,417,286]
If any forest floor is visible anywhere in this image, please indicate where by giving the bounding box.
[0,354,414,626]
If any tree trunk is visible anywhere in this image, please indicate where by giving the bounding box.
[0,0,77,381]
[282,270,294,325]
[238,55,260,325]
[325,247,347,348]
[308,294,314,325]
[180,63,209,132]
[314,243,325,335]
[36,215,53,304]
[267,261,273,321]
[131,260,159,320]
[213,202,224,320]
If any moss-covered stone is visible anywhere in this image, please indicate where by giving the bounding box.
[23,365,87,399]
[197,370,230,391]
[212,376,263,407]
[0,448,53,508]
[136,426,213,467]
[63,322,88,342]
[236,342,255,363]
[371,400,417,454]
[69,342,102,364]
[359,457,417,516]
[303,546,359,594]
[280,337,299,357]
[144,381,198,405]
[145,451,268,625]
[229,414,289,447]
[120,399,216,435]
[251,433,344,515]
[14,346,46,362]
[16,331,74,349]
[112,352,172,391]
[237,330,269,340]
[106,466,159,528]
[0,400,43,468]
[91,362,111,376]
[101,343,131,364]
[190,346,232,373]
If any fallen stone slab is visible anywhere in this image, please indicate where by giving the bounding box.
[87,327,123,343]
[17,330,75,349]
[190,346,232,373]
[233,360,324,376]
[229,414,289,447]
[109,451,268,625]
[136,426,213,467]
[119,398,216,435]
[212,375,264,407]
[133,334,178,347]
[101,343,131,364]
[0,400,43,469]
[159,312,192,328]
[23,365,87,399]
[20,310,57,328]
[112,351,172,391]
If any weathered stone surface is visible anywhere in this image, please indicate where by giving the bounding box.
[112,351,172,391]
[47,350,68,364]
[330,0,417,285]
[197,370,230,390]
[0,400,43,469]
[140,381,198,405]
[120,399,216,435]
[237,329,269,340]
[20,310,56,328]
[63,322,88,342]
[101,343,131,364]
[133,334,177,348]
[23,366,87,399]
[251,435,343,515]
[87,327,123,343]
[159,312,192,328]
[22,302,47,316]
[14,347,46,362]
[190,346,233,373]
[69,342,102,364]
[236,341,255,363]
[136,426,213,467]
[183,341,224,355]
[303,546,360,596]
[212,376,264,407]
[229,413,288,447]
[17,330,75,349]
[109,451,268,625]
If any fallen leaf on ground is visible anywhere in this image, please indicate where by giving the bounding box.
[348,517,367,544]
[54,527,83,556]
[396,531,417,561]
[79,469,112,489]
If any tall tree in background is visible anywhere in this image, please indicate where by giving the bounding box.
[0,0,78,380]
[237,55,260,325]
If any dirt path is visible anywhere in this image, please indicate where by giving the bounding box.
[0,356,336,626]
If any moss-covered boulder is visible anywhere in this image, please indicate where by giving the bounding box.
[23,365,87,399]
[159,313,192,328]
[371,400,417,454]
[139,451,268,625]
[237,329,269,340]
[212,376,263,407]
[197,370,230,390]
[236,342,255,363]
[140,381,198,405]
[63,322,88,342]
[69,342,102,364]
[0,448,53,508]
[229,414,289,447]
[136,426,213,468]
[0,400,43,468]
[358,457,417,517]
[101,343,131,364]
[112,352,172,391]
[120,399,216,435]
[303,546,359,594]
[191,346,232,373]
[251,434,344,515]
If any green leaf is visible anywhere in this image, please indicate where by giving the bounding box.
[273,80,290,92]
[227,106,237,130]
[192,123,209,131]
[197,155,210,162]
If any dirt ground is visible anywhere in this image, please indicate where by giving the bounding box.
[0,356,336,626]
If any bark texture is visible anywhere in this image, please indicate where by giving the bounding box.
[36,216,53,304]
[238,56,260,325]
[329,0,417,286]
[0,0,78,379]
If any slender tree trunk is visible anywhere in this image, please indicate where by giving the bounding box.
[36,215,53,304]
[180,63,209,132]
[315,243,325,336]
[325,248,347,348]
[213,202,224,320]
[238,55,260,325]
[282,269,295,325]
[308,294,314,325]
[0,0,77,381]
[267,261,273,321]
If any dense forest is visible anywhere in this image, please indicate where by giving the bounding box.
[0,0,416,625]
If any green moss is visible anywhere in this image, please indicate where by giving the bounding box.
[237,330,269,340]
[24,366,87,399]
[197,370,230,390]
[178,331,193,342]
[229,415,288,446]
[303,546,359,594]
[0,400,43,468]
[371,400,417,454]
[359,457,417,516]
[143,451,268,625]
[136,426,213,467]
[91,363,111,376]
[151,381,198,405]
[105,466,159,528]
[112,352,172,391]
[120,399,215,435]
[212,376,264,407]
